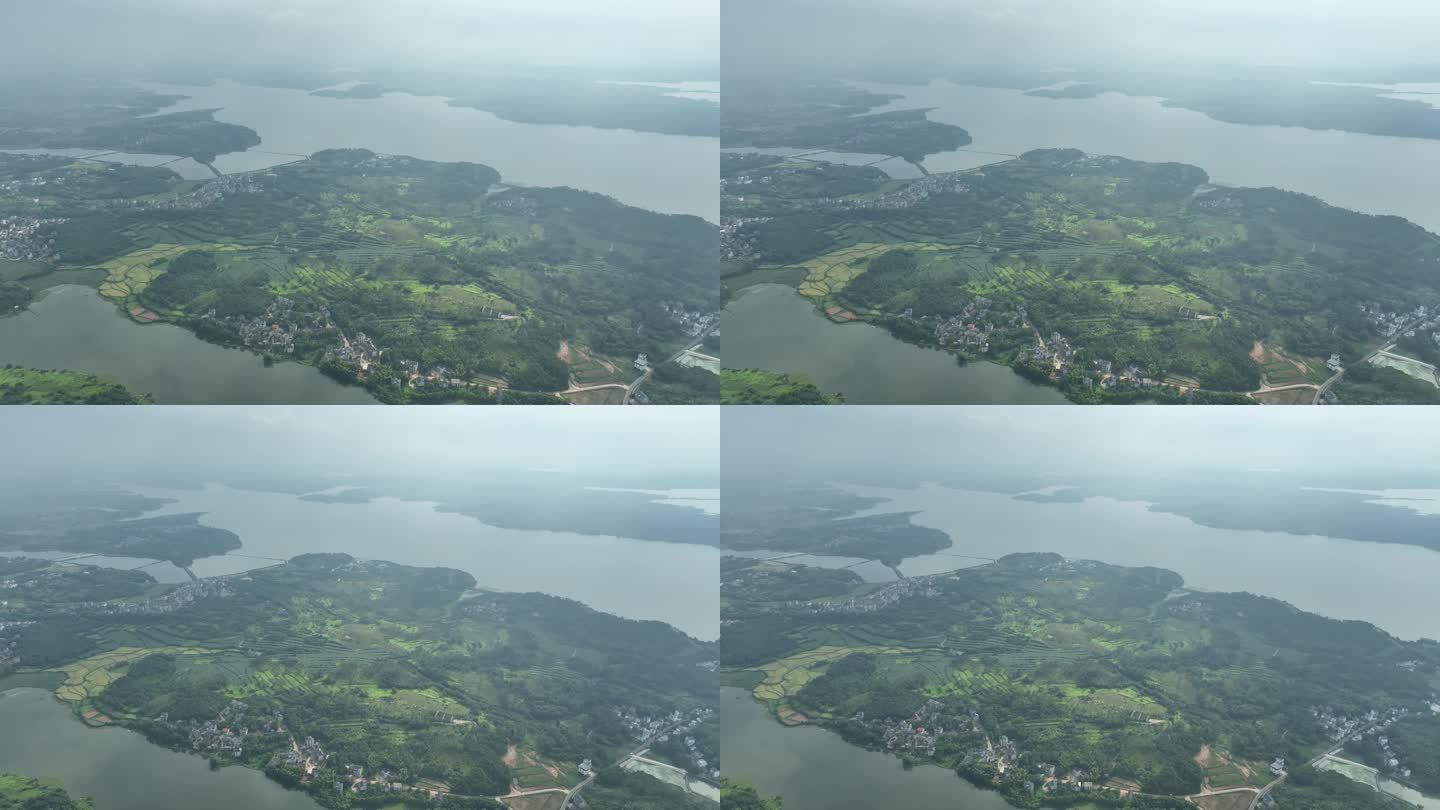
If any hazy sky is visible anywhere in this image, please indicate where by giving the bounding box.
[724,0,1440,76]
[3,406,717,483]
[724,406,1440,483]
[1,0,717,74]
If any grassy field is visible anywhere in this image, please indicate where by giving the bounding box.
[54,646,207,710]
[751,645,910,703]
[0,367,149,404]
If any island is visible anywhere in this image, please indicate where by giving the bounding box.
[722,552,1440,809]
[721,147,1440,404]
[0,144,718,404]
[0,553,718,809]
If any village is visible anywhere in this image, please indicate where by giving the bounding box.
[663,302,719,340]
[719,215,769,263]
[649,706,721,782]
[0,215,64,261]
[74,578,233,617]
[1360,301,1440,349]
[772,575,942,615]
[1314,701,1440,782]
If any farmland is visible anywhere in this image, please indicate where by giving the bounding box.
[0,553,718,809]
[721,552,1440,807]
[0,145,717,403]
[721,145,1440,403]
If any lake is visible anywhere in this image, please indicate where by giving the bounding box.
[722,686,1020,810]
[138,79,718,221]
[0,688,323,810]
[724,484,1440,808]
[721,283,1072,404]
[133,483,719,640]
[830,483,1440,642]
[0,285,377,404]
[859,79,1440,234]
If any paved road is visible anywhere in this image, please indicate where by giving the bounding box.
[623,341,704,404]
[564,722,691,807]
[1246,725,1377,809]
[1313,343,1394,404]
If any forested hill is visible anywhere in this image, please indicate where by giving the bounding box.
[722,552,1440,808]
[723,146,1440,403]
[0,552,717,809]
[0,148,718,403]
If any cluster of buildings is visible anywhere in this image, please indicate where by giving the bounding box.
[0,620,34,672]
[80,578,233,617]
[162,699,286,761]
[143,173,260,211]
[1315,703,1436,780]
[973,733,1022,775]
[615,706,683,744]
[773,575,941,615]
[399,360,470,391]
[854,699,967,759]
[488,191,540,217]
[915,297,1027,354]
[719,216,769,262]
[1359,302,1439,342]
[1096,361,1160,391]
[205,296,333,356]
[1313,704,1412,746]
[1035,763,1096,795]
[332,330,383,373]
[0,170,57,202]
[825,170,973,212]
[1028,331,1076,371]
[663,303,719,340]
[0,215,64,261]
[651,707,720,781]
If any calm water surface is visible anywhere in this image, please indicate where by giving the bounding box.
[721,284,1071,404]
[139,79,718,221]
[722,687,1019,810]
[136,484,719,640]
[0,285,377,404]
[840,484,1440,641]
[860,80,1440,234]
[0,688,323,810]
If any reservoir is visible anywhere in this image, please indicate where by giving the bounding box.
[816,484,1440,642]
[723,484,1440,809]
[721,283,1071,404]
[859,79,1440,235]
[722,686,1020,810]
[0,687,323,810]
[0,285,377,404]
[134,484,719,640]
[138,79,718,221]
